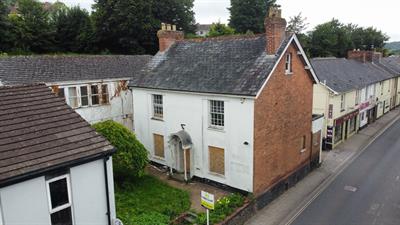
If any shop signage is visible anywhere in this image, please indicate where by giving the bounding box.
[335,110,359,126]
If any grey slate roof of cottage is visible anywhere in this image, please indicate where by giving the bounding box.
[0,84,115,187]
[0,55,152,85]
[129,34,294,96]
[311,58,394,93]
[379,56,400,74]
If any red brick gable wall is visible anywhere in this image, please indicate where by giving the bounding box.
[253,43,314,194]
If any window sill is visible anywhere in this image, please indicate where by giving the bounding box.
[208,127,225,132]
[285,72,294,75]
[300,149,307,154]
[208,172,225,179]
[153,156,166,161]
[151,117,164,122]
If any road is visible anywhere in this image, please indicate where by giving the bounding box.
[290,119,400,225]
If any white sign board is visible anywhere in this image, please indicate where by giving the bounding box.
[201,191,215,210]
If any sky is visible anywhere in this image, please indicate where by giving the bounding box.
[42,0,399,41]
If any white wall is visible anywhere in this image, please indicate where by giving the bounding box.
[0,159,114,225]
[0,177,50,225]
[70,159,111,225]
[50,80,134,130]
[133,89,255,192]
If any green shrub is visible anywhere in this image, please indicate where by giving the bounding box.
[196,193,245,225]
[92,120,149,181]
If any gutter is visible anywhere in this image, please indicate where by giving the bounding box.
[103,155,112,225]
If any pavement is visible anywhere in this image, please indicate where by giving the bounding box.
[246,108,400,225]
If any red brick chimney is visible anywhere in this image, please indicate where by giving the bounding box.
[347,50,382,63]
[157,23,184,52]
[265,7,287,55]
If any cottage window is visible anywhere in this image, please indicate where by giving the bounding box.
[152,94,163,119]
[101,84,109,105]
[91,85,100,105]
[209,146,225,175]
[380,82,384,95]
[153,134,165,158]
[209,100,224,128]
[46,175,73,225]
[340,94,345,112]
[57,88,65,99]
[80,86,89,107]
[285,53,292,74]
[68,87,78,108]
[301,135,306,150]
[355,90,360,105]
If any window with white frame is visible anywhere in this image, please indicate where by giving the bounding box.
[101,84,110,104]
[80,86,89,107]
[355,90,360,105]
[285,53,293,74]
[68,87,78,108]
[91,85,100,106]
[209,100,224,128]
[152,94,163,119]
[340,94,345,111]
[46,174,73,225]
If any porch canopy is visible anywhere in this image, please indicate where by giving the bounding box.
[170,130,193,150]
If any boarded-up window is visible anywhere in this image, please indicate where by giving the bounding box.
[153,134,165,158]
[209,146,225,175]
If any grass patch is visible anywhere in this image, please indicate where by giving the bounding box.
[115,175,191,225]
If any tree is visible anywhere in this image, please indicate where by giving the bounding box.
[207,22,235,37]
[92,120,149,181]
[53,6,94,53]
[92,0,196,55]
[308,19,352,58]
[287,12,309,34]
[9,0,55,53]
[0,1,12,52]
[229,0,277,34]
[306,19,389,58]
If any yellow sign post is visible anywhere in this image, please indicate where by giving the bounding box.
[201,191,214,225]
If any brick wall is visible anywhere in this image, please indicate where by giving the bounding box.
[253,43,314,194]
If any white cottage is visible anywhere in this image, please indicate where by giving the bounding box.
[0,84,117,225]
[0,55,152,129]
[130,8,321,198]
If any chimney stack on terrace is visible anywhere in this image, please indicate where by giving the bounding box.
[157,23,184,52]
[347,49,382,63]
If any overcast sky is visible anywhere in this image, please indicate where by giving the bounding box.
[43,0,399,41]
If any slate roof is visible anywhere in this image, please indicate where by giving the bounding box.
[0,84,115,187]
[0,55,152,85]
[311,58,394,93]
[129,34,293,96]
[379,56,400,74]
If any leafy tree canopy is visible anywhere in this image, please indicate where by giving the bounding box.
[92,0,196,54]
[92,120,149,182]
[229,0,277,34]
[207,22,235,37]
[306,19,389,58]
[287,12,308,34]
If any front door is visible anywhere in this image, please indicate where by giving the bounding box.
[174,141,190,174]
[344,120,349,140]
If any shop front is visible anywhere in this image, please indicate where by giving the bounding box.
[326,110,359,149]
